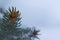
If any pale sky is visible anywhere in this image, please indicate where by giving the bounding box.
[0,0,60,40]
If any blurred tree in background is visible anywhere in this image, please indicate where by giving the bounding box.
[0,7,40,40]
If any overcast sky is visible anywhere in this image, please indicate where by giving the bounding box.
[0,0,60,40]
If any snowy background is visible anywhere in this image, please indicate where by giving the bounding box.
[0,0,60,40]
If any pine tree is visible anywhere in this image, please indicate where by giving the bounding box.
[0,7,40,40]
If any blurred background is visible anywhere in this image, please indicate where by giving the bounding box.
[0,0,60,40]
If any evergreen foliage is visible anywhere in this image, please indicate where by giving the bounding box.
[0,7,39,40]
